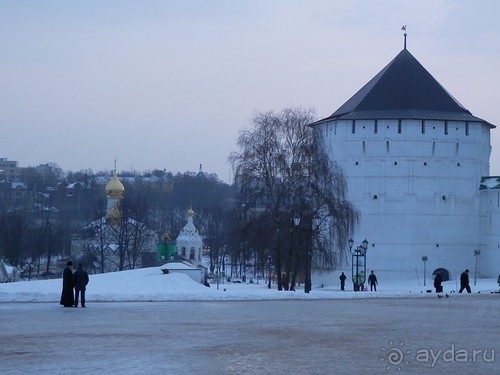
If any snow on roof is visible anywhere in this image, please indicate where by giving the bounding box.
[480,176,500,190]
[160,261,198,270]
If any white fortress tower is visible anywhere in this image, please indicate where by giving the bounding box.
[312,44,499,278]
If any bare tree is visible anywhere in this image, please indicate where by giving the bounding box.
[103,196,156,271]
[197,207,232,275]
[0,211,28,267]
[229,107,358,291]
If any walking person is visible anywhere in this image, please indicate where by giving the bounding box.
[434,272,443,293]
[73,264,89,308]
[459,269,471,293]
[60,261,74,307]
[368,270,378,291]
[339,272,346,291]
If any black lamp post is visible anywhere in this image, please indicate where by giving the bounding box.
[291,215,302,292]
[305,217,321,294]
[473,249,481,286]
[422,256,428,286]
[267,256,272,289]
[348,238,368,291]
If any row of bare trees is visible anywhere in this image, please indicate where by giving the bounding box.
[0,167,235,277]
[0,210,70,277]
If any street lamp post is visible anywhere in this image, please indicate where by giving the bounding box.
[474,249,481,286]
[267,256,272,289]
[291,215,303,292]
[304,217,321,294]
[422,256,428,286]
[348,239,368,291]
[216,263,221,290]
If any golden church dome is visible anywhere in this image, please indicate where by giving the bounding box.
[106,170,124,199]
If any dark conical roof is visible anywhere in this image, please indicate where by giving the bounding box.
[314,49,494,127]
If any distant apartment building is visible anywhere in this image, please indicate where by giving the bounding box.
[0,158,21,180]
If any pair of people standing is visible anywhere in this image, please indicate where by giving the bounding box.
[60,261,89,308]
[339,270,378,291]
[434,269,470,294]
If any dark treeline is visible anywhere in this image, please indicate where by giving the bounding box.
[0,166,235,278]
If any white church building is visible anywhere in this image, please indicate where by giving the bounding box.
[175,208,203,267]
[312,43,500,279]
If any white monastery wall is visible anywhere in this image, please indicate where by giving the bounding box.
[480,189,500,276]
[321,118,493,276]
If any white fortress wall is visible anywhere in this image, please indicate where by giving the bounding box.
[321,118,491,276]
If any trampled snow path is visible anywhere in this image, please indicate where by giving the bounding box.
[0,297,498,375]
[1,267,499,374]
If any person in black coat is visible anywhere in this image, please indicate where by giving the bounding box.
[60,261,74,307]
[339,272,347,291]
[433,273,443,293]
[73,264,89,308]
[459,269,471,293]
[368,270,378,291]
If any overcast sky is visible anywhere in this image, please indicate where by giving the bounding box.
[1,1,500,182]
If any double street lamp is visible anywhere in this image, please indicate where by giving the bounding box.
[348,238,369,292]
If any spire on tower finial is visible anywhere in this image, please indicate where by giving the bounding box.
[401,25,407,49]
[114,157,117,172]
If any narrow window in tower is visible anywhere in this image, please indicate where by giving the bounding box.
[465,122,469,136]
[444,121,448,135]
[421,120,425,134]
[374,120,378,134]
[352,120,355,134]
[362,140,366,155]
[432,141,436,157]
[398,120,402,134]
[386,140,390,155]
[455,142,459,156]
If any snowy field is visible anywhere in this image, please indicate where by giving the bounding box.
[1,268,499,374]
[1,266,499,303]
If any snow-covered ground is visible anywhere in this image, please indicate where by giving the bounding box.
[0,266,499,303]
[1,267,499,374]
